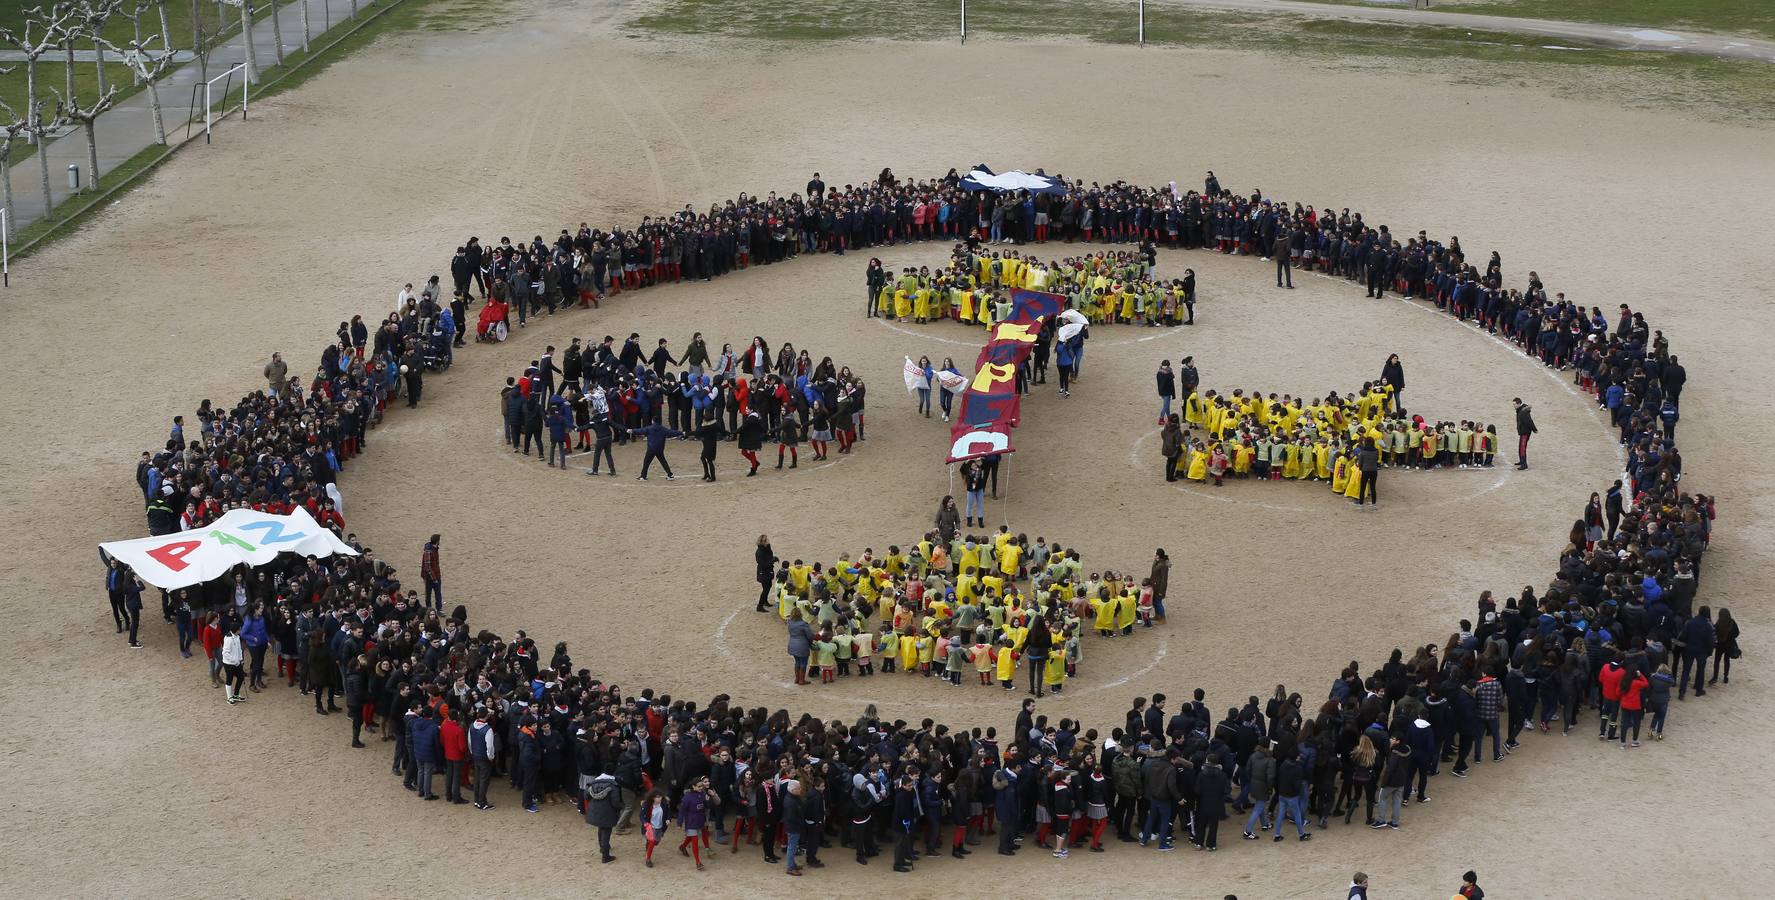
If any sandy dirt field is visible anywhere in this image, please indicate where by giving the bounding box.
[2,5,1771,898]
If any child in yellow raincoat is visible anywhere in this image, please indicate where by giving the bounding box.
[995,637,1018,689]
[1185,442,1209,482]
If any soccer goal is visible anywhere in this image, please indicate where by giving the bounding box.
[184,63,250,144]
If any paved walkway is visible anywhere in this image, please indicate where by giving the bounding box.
[4,0,375,233]
[0,49,197,63]
[1169,0,1775,62]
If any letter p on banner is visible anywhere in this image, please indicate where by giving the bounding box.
[971,363,1017,392]
[145,539,203,573]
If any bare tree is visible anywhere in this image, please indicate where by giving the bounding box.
[267,0,283,66]
[214,0,258,84]
[0,74,24,238]
[53,0,126,189]
[0,5,75,216]
[106,0,177,145]
[297,0,309,54]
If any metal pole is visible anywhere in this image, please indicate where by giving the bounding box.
[205,81,212,143]
[1139,0,1145,45]
[2,209,9,287]
[960,0,966,44]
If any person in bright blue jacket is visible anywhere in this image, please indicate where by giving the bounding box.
[1056,339,1077,397]
[241,608,271,691]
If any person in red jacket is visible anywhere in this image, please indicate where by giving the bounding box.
[200,613,224,687]
[440,710,471,805]
[1616,669,1651,748]
[1597,659,1627,742]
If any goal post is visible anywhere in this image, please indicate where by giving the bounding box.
[203,63,249,144]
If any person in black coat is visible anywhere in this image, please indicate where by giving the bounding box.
[891,776,920,872]
[343,661,369,748]
[754,536,778,611]
[1513,398,1538,469]
[736,411,768,476]
[1194,759,1228,850]
[1381,354,1406,412]
[1155,361,1176,424]
[584,773,623,863]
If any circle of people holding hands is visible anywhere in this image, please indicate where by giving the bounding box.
[102,162,1738,886]
[501,333,868,481]
[760,528,1173,698]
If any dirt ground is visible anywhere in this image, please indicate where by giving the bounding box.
[2,6,1771,898]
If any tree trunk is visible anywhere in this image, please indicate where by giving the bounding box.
[85,118,101,185]
[36,136,53,215]
[192,0,202,51]
[25,56,37,148]
[148,81,167,145]
[132,15,144,85]
[350,0,358,22]
[160,1,174,56]
[269,0,283,66]
[33,53,52,213]
[239,0,258,83]
[96,44,110,96]
[299,0,310,54]
[2,149,14,240]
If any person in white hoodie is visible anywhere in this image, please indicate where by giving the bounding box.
[221,624,246,704]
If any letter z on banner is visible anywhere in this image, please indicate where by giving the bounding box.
[947,289,1064,463]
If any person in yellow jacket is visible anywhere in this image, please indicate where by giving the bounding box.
[1313,440,1332,480]
[879,627,900,673]
[899,629,920,673]
[1043,650,1068,693]
[1331,452,1350,494]
[999,540,1023,579]
[892,288,912,321]
[971,639,996,684]
[1186,442,1210,482]
[1090,591,1117,636]
[1114,591,1137,633]
[994,637,1018,689]
[1342,455,1365,501]
[1234,440,1256,477]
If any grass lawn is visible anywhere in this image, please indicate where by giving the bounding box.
[1427,0,1775,42]
[624,0,1775,122]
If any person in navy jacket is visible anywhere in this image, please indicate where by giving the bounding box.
[628,422,682,481]
[1678,607,1716,699]
[409,707,443,801]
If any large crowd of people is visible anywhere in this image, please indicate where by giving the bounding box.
[500,333,867,480]
[1152,355,1494,504]
[106,166,1739,883]
[867,248,1198,328]
[759,527,1166,696]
